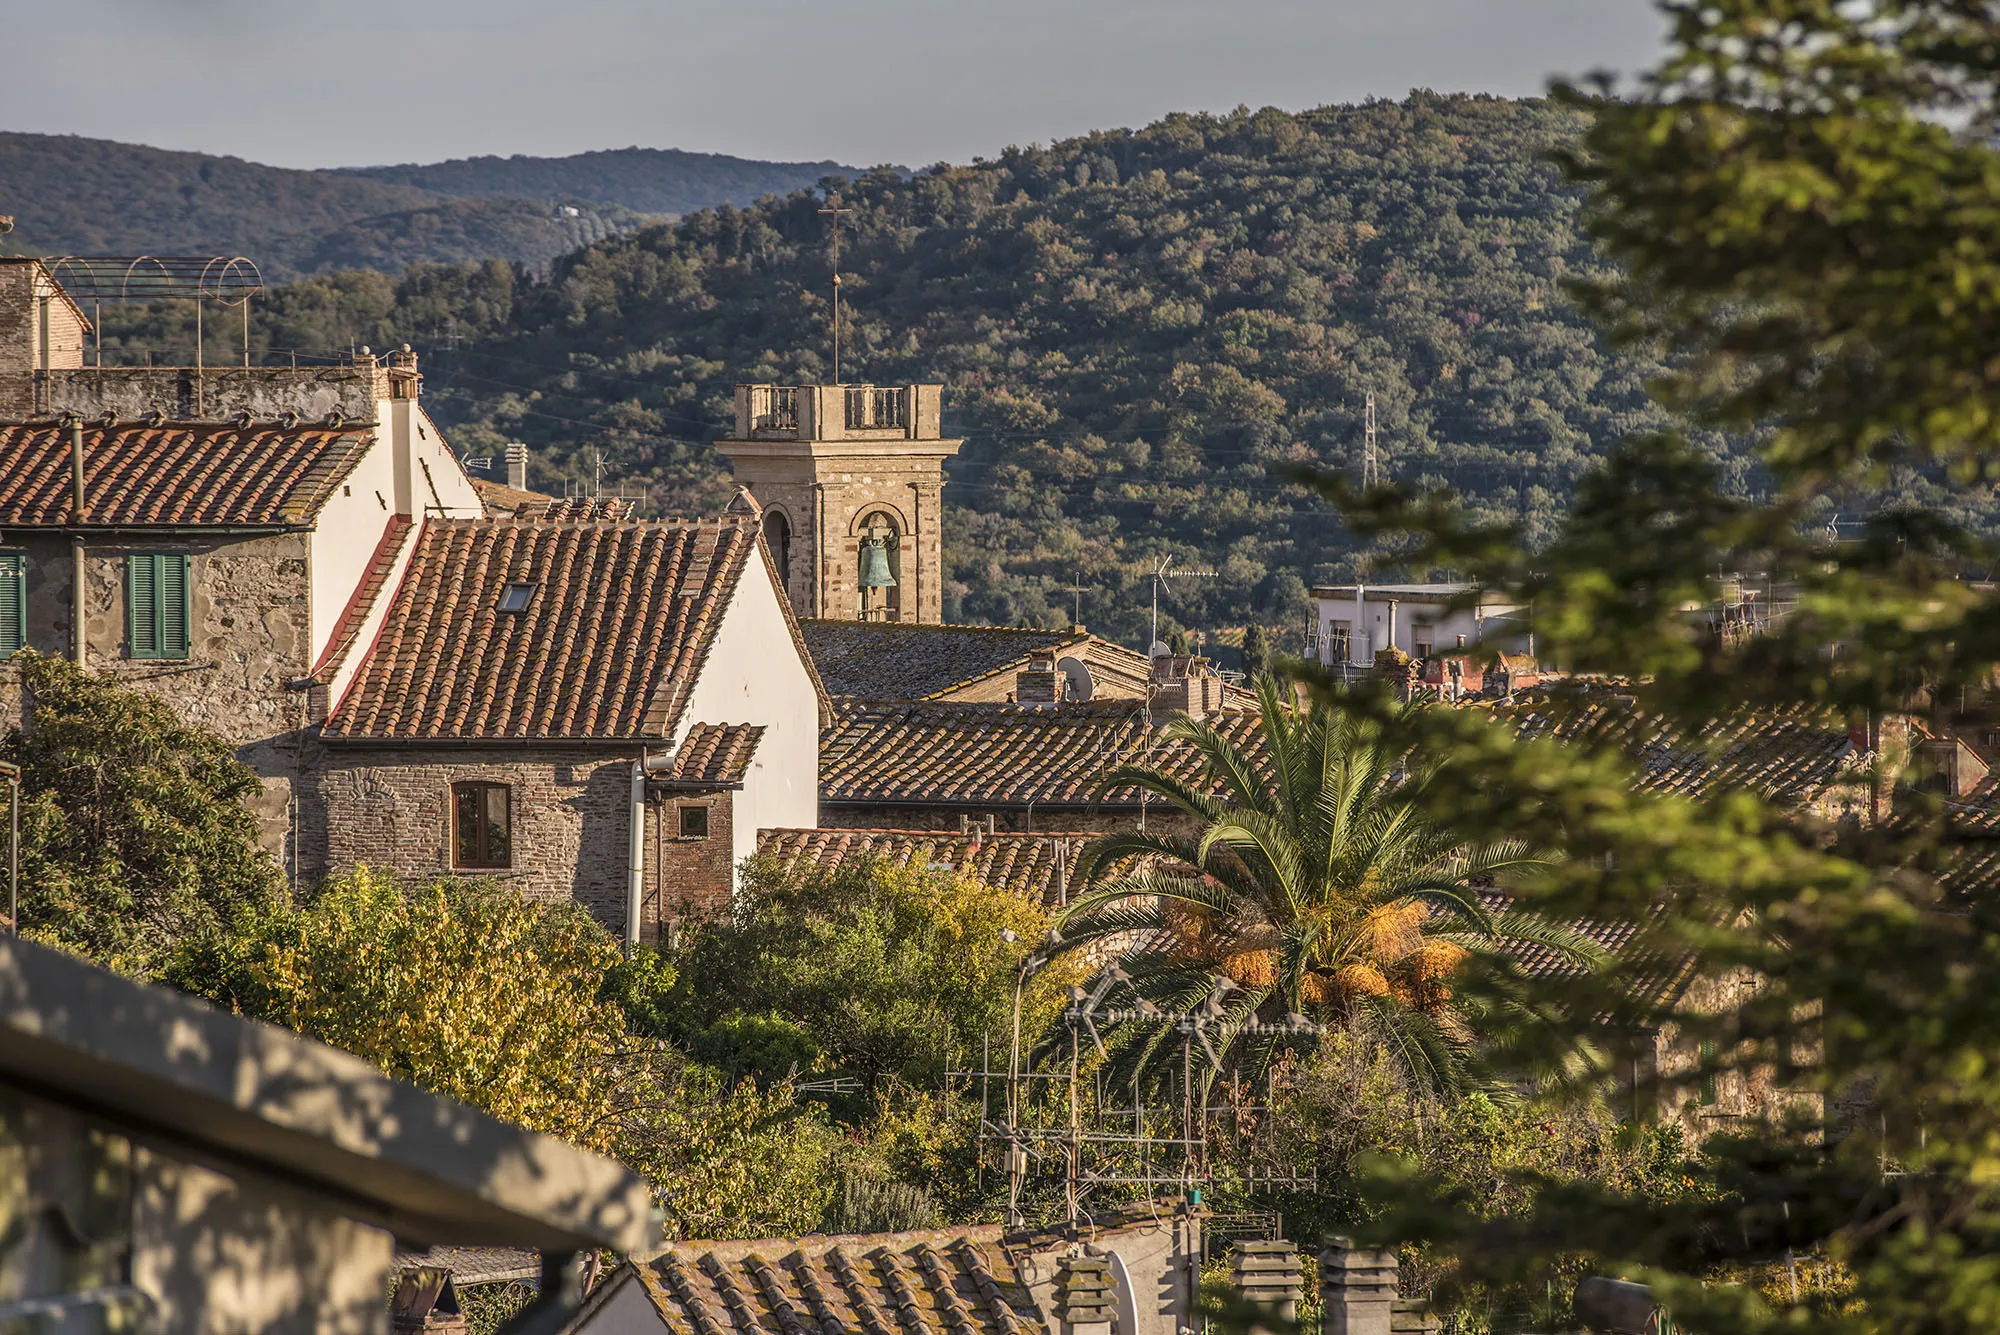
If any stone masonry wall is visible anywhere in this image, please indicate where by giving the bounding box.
[0,531,315,864]
[0,261,88,417]
[303,745,740,937]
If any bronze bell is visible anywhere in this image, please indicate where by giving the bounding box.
[859,538,897,588]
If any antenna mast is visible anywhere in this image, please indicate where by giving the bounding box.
[1363,391,1378,489]
[818,193,854,384]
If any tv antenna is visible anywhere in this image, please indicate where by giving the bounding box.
[818,192,854,384]
[1362,390,1379,489]
[1150,556,1216,655]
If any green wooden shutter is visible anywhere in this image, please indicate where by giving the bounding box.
[127,553,190,661]
[0,553,24,659]
[158,553,189,659]
[127,554,157,659]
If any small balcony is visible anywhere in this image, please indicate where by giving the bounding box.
[731,384,945,443]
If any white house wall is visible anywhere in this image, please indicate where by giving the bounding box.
[308,439,401,665]
[677,556,822,884]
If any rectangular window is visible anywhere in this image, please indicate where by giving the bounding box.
[0,552,24,659]
[126,552,190,661]
[1697,1037,1718,1108]
[1326,622,1352,663]
[679,805,710,840]
[453,782,512,869]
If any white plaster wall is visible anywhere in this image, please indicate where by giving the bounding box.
[407,404,485,515]
[677,555,821,887]
[1317,594,1522,665]
[308,439,400,664]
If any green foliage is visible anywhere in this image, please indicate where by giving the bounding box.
[189,95,1684,642]
[336,147,856,216]
[625,855,1066,1094]
[1059,677,1595,1092]
[4,651,281,976]
[822,1168,945,1235]
[1241,623,1272,682]
[0,132,833,278]
[1293,5,2000,1333]
[172,866,632,1152]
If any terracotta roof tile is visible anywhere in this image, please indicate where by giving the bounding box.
[1497,688,1856,806]
[819,700,1265,808]
[758,828,1101,906]
[631,1231,1045,1335]
[803,621,1090,700]
[325,517,758,741]
[0,420,373,526]
[666,723,764,787]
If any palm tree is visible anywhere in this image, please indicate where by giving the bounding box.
[1055,677,1599,1093]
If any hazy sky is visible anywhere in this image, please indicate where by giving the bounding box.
[0,0,1667,170]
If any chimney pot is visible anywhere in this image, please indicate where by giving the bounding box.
[505,443,530,492]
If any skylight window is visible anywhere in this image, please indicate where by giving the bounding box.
[498,583,537,613]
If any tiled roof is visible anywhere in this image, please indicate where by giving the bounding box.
[614,1229,1045,1335]
[803,621,1089,700]
[820,701,1265,808]
[665,723,764,788]
[0,421,374,526]
[1474,892,1694,1009]
[758,828,1100,906]
[394,1246,540,1286]
[469,476,550,515]
[1499,689,1856,807]
[325,517,758,741]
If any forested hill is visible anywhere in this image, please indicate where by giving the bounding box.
[80,95,1735,642]
[370,92,1722,642]
[0,134,845,279]
[334,147,859,216]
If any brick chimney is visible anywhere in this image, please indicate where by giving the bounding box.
[1016,649,1065,705]
[505,443,530,491]
[1149,653,1222,722]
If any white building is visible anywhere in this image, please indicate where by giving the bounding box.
[1311,581,1528,669]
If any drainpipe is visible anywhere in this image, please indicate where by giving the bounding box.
[628,746,678,952]
[69,418,86,665]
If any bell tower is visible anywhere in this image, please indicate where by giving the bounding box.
[715,383,962,623]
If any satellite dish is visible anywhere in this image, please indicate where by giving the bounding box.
[1057,655,1094,702]
[1149,640,1171,659]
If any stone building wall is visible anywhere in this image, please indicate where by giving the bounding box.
[0,531,315,861]
[0,259,88,417]
[1648,964,1824,1136]
[38,361,411,423]
[303,745,740,936]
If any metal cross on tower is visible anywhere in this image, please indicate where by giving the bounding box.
[818,193,854,384]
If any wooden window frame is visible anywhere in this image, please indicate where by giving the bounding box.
[452,781,513,870]
[678,804,710,840]
[0,551,24,660]
[126,551,191,661]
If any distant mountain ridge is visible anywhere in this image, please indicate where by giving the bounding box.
[0,132,854,279]
[334,146,858,216]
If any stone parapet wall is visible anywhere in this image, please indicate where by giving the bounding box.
[35,364,411,422]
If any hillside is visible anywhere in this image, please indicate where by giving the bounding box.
[398,94,1705,642]
[335,147,858,216]
[76,95,1776,644]
[0,133,835,279]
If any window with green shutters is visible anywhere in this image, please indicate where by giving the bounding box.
[0,553,24,659]
[126,552,191,661]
